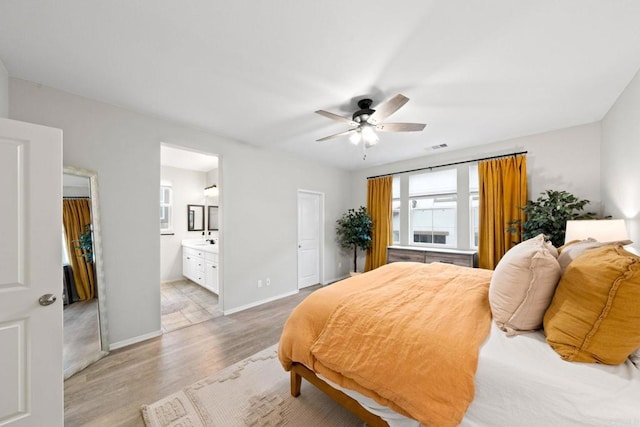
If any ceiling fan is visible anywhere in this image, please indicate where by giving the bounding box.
[315,94,426,148]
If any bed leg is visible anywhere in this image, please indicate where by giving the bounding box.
[291,370,302,397]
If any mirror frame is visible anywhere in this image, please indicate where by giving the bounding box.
[188,204,205,231]
[63,166,109,378]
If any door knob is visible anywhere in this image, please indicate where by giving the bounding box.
[39,294,57,306]
[298,245,302,248]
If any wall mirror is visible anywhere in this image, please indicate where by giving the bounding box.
[208,206,219,231]
[188,204,205,231]
[62,166,109,379]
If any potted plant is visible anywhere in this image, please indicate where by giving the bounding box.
[74,224,94,263]
[336,206,373,274]
[507,190,596,247]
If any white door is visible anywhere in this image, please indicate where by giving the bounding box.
[0,118,63,427]
[297,191,322,288]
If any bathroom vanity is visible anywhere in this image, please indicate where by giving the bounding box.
[182,240,218,294]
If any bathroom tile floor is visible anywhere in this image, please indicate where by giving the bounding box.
[160,280,222,333]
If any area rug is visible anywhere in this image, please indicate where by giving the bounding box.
[141,344,362,426]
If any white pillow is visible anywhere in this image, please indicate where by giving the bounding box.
[557,239,606,274]
[489,234,561,335]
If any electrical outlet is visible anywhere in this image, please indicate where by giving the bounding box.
[257,279,263,288]
[266,278,271,286]
[338,262,342,269]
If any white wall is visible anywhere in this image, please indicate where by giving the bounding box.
[9,78,352,346]
[601,67,640,247]
[160,165,208,282]
[0,58,8,118]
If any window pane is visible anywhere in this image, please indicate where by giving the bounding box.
[409,169,456,196]
[410,195,457,246]
[469,164,479,192]
[392,202,400,244]
[469,194,479,248]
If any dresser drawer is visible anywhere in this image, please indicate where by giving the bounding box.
[424,252,475,268]
[183,246,204,258]
[387,248,426,263]
[387,246,477,268]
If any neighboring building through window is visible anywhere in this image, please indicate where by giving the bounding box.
[409,169,457,246]
[160,185,173,234]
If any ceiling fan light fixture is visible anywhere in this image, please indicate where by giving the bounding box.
[349,130,362,145]
[361,125,379,146]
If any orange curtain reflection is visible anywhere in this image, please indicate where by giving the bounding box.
[63,198,95,300]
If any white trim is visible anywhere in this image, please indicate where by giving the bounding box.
[223,290,299,316]
[110,330,162,350]
[323,274,349,285]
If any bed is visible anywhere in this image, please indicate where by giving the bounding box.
[278,258,640,426]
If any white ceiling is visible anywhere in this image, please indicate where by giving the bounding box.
[160,145,218,171]
[2,1,640,170]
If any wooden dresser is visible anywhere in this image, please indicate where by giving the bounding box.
[386,246,478,268]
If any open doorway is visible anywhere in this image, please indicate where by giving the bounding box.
[160,144,222,332]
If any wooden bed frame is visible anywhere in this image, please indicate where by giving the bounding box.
[290,362,389,427]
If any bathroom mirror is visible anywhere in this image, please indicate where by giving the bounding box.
[188,204,205,231]
[208,206,219,231]
[62,166,109,379]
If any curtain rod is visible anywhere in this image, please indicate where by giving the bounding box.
[366,151,528,180]
[63,196,90,199]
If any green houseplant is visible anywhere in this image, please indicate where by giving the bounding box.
[73,224,94,263]
[507,190,596,247]
[336,206,373,273]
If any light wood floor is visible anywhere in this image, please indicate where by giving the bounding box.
[64,285,321,426]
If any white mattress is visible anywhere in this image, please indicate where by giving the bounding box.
[322,323,640,426]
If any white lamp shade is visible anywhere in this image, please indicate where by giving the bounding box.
[564,219,630,244]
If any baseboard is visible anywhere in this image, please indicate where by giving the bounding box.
[110,329,162,350]
[223,290,299,315]
[323,274,349,285]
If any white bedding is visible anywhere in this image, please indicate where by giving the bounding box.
[323,323,640,426]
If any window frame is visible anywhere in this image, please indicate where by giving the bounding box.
[160,185,173,234]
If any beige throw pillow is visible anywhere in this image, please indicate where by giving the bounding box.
[489,234,561,335]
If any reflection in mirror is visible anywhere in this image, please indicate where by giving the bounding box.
[188,204,205,231]
[62,166,108,379]
[208,206,219,231]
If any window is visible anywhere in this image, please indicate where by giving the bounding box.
[392,177,400,244]
[160,185,173,234]
[469,164,479,248]
[409,169,457,246]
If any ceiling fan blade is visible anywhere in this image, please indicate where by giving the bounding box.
[368,94,410,124]
[316,128,358,142]
[315,110,357,125]
[376,123,426,132]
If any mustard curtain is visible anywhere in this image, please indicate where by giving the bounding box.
[365,176,393,271]
[63,199,95,300]
[478,155,527,270]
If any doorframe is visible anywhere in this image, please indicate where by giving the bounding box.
[297,189,325,289]
[159,142,224,313]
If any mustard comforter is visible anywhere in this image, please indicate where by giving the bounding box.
[278,262,493,426]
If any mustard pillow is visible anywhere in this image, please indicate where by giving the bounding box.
[544,245,640,364]
[489,234,561,335]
